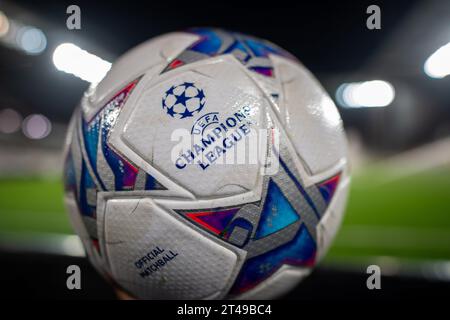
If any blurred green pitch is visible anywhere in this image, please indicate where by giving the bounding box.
[1,166,449,261]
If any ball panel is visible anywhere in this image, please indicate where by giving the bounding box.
[64,194,106,275]
[271,54,347,175]
[103,197,239,299]
[315,170,350,262]
[185,86,199,97]
[117,66,267,197]
[186,97,200,111]
[163,94,177,108]
[84,32,199,120]
[173,85,185,96]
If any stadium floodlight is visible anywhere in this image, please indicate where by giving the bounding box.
[336,80,395,108]
[424,42,450,79]
[52,43,111,84]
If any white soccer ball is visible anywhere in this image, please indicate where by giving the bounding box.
[63,28,350,299]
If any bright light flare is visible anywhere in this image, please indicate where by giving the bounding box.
[0,108,22,134]
[336,80,395,108]
[17,26,46,55]
[22,114,51,139]
[0,11,47,55]
[0,11,10,37]
[53,43,111,84]
[424,42,450,79]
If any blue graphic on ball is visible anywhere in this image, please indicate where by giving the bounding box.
[162,82,206,119]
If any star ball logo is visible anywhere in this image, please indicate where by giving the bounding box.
[162,82,206,119]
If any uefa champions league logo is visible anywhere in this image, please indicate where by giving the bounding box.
[162,82,206,119]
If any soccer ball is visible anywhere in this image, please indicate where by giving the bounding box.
[63,28,350,299]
